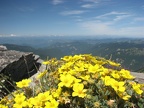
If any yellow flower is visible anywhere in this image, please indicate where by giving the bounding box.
[45,99,59,108]
[13,93,26,108]
[16,79,31,88]
[72,83,87,98]
[58,62,73,73]
[100,68,109,76]
[30,97,43,107]
[67,69,75,75]
[0,104,8,108]
[52,87,62,98]
[120,69,135,79]
[2,54,144,108]
[24,98,33,108]
[73,55,83,61]
[74,66,85,72]
[118,92,131,100]
[108,60,120,67]
[80,75,90,81]
[122,95,131,100]
[88,64,100,73]
[73,77,81,83]
[112,81,125,93]
[111,71,120,79]
[61,55,73,61]
[14,93,26,102]
[58,74,74,87]
[43,61,50,65]
[84,63,91,69]
[132,82,143,95]
[102,76,112,86]
[37,92,51,102]
[37,70,47,79]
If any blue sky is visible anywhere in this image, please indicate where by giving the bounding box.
[0,0,144,37]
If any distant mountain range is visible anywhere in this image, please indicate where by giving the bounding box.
[0,36,144,72]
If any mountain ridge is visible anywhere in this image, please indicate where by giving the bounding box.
[2,39,144,72]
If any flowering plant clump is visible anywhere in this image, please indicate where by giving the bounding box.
[0,54,144,108]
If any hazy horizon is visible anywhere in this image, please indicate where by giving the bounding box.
[0,35,144,39]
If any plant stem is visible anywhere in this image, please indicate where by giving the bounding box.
[0,81,15,98]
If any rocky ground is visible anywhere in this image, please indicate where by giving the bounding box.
[131,72,144,84]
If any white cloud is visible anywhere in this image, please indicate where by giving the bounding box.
[118,27,144,37]
[52,0,64,5]
[77,11,144,37]
[60,10,86,15]
[80,20,114,35]
[81,4,94,8]
[113,14,132,21]
[94,11,132,23]
[95,11,128,19]
[79,20,144,37]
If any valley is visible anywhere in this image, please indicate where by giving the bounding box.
[0,36,144,72]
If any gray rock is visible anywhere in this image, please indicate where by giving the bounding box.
[0,45,7,51]
[0,50,41,81]
[0,46,42,98]
[131,72,144,83]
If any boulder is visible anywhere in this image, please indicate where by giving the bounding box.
[0,49,41,82]
[0,45,42,98]
[0,45,7,51]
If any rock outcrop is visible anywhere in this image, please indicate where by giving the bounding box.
[0,45,42,98]
[0,45,41,81]
[0,45,7,51]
